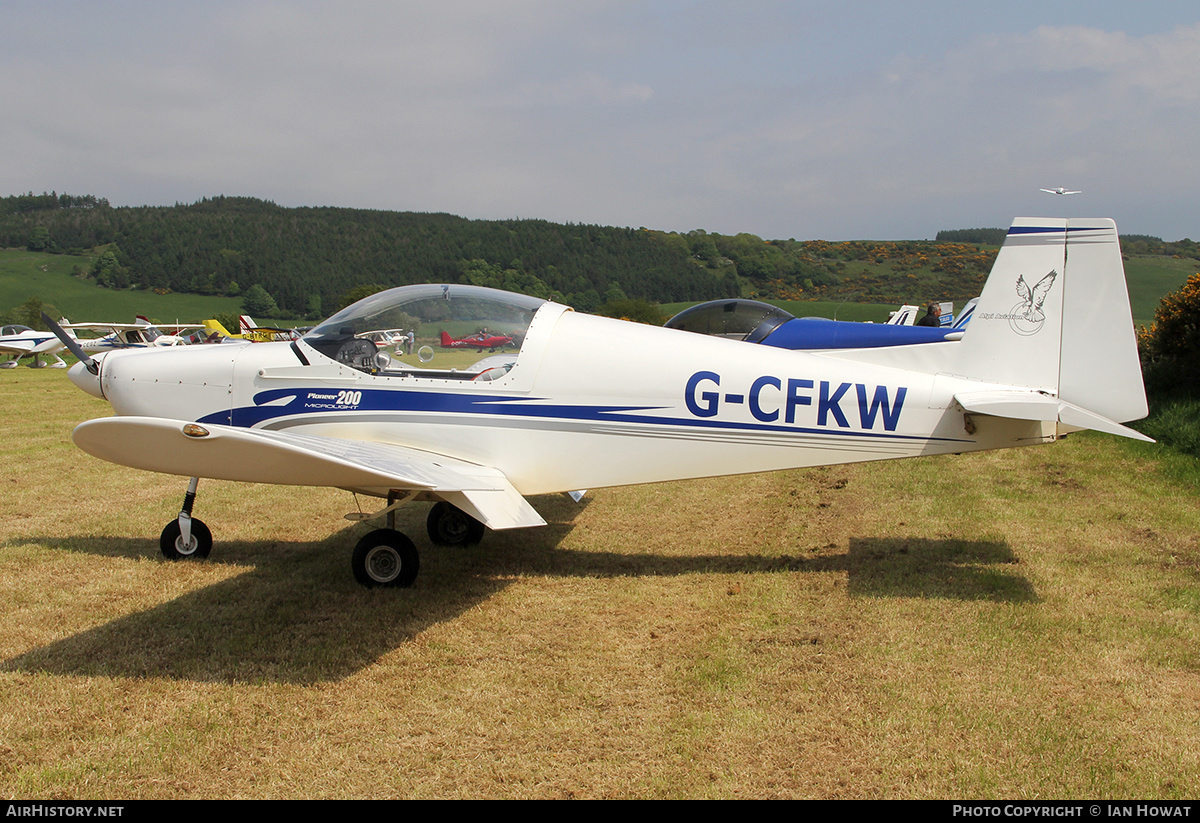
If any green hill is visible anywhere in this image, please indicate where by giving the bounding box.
[1,193,1193,329]
[0,248,244,324]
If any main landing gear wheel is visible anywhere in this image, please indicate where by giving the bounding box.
[160,518,213,560]
[352,529,420,588]
[426,502,485,547]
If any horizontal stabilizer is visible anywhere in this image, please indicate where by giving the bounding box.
[73,417,546,530]
[954,391,1153,442]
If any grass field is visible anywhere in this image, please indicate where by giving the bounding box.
[1,369,1197,799]
[1124,255,1198,328]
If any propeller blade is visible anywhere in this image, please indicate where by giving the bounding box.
[42,312,98,374]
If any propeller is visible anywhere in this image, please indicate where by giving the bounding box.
[41,312,98,374]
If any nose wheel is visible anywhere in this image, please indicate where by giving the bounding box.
[160,518,212,559]
[160,477,212,560]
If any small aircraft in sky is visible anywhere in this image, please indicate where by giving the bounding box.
[0,323,68,368]
[48,217,1149,590]
[1041,187,1082,196]
[439,329,514,352]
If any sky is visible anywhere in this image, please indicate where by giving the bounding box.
[3,1,1199,240]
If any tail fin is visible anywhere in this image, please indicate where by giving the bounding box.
[836,218,1148,439]
[956,218,1146,424]
[955,218,1068,394]
[239,315,256,333]
[440,331,453,347]
[204,319,234,337]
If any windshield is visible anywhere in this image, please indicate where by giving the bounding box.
[303,283,548,375]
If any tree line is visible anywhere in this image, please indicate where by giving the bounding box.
[1,192,1110,318]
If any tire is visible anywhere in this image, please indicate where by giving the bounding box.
[426,502,485,547]
[160,518,213,560]
[352,529,419,588]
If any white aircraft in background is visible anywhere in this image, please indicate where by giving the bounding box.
[1041,187,1082,195]
[48,217,1149,589]
[0,323,69,368]
[357,328,409,346]
[64,316,203,352]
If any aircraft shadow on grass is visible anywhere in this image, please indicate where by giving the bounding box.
[5,497,1034,685]
[844,536,1037,602]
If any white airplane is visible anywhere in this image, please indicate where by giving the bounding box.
[357,328,409,346]
[0,323,69,368]
[64,316,203,352]
[48,217,1149,589]
[1041,187,1082,195]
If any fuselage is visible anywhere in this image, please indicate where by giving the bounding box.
[74,301,1051,497]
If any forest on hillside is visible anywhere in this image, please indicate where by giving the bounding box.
[5,192,1195,318]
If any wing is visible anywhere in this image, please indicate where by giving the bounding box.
[63,322,146,332]
[0,340,35,355]
[0,336,61,355]
[153,324,206,333]
[72,417,546,530]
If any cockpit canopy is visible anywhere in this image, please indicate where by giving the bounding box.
[303,284,548,375]
[664,299,795,343]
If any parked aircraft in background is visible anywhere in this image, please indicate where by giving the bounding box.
[358,328,408,346]
[439,329,514,352]
[0,323,68,368]
[195,319,242,342]
[49,217,1148,590]
[666,299,960,349]
[239,316,302,342]
[64,317,203,352]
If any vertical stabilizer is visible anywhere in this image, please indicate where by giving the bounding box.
[956,218,1068,393]
[1057,219,1147,423]
[954,217,1146,425]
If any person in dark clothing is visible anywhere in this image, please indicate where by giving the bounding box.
[916,302,942,327]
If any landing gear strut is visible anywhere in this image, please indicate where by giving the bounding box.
[160,477,212,559]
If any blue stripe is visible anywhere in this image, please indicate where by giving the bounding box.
[1006,226,1066,235]
[197,386,971,444]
